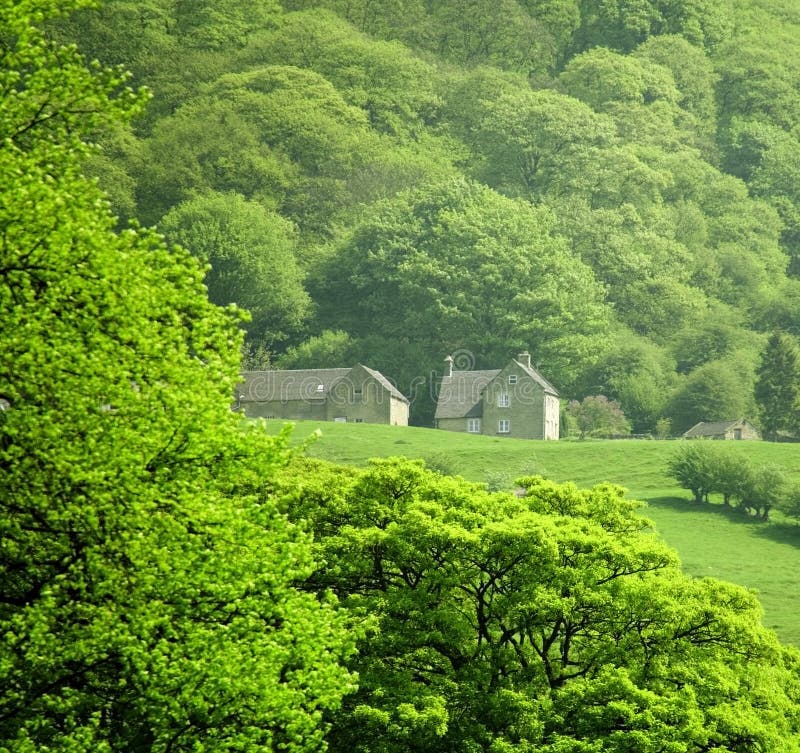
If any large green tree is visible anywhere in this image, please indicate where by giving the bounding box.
[313,178,611,411]
[0,2,354,749]
[279,457,800,753]
[158,191,311,346]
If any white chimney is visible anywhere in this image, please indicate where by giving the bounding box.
[518,351,531,368]
[444,355,454,378]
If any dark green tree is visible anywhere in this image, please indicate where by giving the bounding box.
[158,191,310,346]
[314,178,611,410]
[754,331,800,441]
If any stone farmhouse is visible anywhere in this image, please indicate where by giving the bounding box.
[682,419,761,440]
[237,364,409,425]
[435,352,559,440]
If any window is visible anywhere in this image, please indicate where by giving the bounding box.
[498,392,510,407]
[316,384,324,392]
[508,374,518,385]
[498,419,510,434]
[467,418,481,433]
[334,416,347,423]
[355,418,364,423]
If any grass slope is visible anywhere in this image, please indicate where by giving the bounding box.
[266,420,800,645]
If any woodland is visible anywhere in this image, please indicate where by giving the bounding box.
[4,0,800,751]
[50,0,800,429]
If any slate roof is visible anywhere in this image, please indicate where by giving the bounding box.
[360,365,410,404]
[434,370,501,419]
[682,419,756,438]
[238,369,350,402]
[237,365,408,404]
[514,359,559,395]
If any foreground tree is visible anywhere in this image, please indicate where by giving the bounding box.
[0,3,354,750]
[277,457,800,753]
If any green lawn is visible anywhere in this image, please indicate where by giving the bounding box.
[264,420,800,645]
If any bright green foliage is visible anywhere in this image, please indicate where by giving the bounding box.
[570,0,734,53]
[280,457,800,753]
[666,442,721,503]
[243,10,442,137]
[158,191,310,345]
[0,3,355,749]
[577,332,677,433]
[754,331,800,441]
[472,87,618,200]
[277,330,357,369]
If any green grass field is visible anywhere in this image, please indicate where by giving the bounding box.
[264,420,800,645]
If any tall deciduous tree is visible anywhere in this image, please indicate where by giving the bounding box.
[315,178,611,400]
[279,457,800,753]
[158,191,310,346]
[0,3,354,750]
[754,331,800,440]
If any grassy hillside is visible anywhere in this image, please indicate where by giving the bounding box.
[267,420,800,644]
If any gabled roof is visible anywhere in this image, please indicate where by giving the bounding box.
[511,359,559,396]
[238,368,351,402]
[237,365,408,403]
[359,365,410,404]
[434,370,500,419]
[682,419,756,438]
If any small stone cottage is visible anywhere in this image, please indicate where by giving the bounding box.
[682,419,761,440]
[237,364,409,426]
[435,352,559,440]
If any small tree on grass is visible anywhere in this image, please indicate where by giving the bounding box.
[666,441,722,503]
[668,445,791,521]
[566,395,631,438]
[737,464,788,520]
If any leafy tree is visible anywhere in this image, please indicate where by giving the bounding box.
[566,394,631,438]
[666,441,721,503]
[158,191,310,346]
[315,178,611,405]
[276,330,357,369]
[557,46,681,113]
[570,0,734,54]
[754,331,800,441]
[668,304,760,374]
[633,34,718,145]
[736,464,788,521]
[472,87,617,201]
[0,3,354,749]
[279,457,800,753]
[666,354,758,434]
[584,333,676,433]
[242,10,441,138]
[426,0,544,71]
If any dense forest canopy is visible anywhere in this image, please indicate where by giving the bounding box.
[6,2,800,751]
[53,0,800,429]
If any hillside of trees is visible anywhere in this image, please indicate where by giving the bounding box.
[6,2,800,750]
[52,0,800,429]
